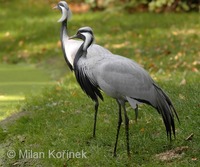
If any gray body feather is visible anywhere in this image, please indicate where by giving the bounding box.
[79,53,156,107]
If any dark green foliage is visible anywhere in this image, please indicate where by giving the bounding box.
[86,0,199,12]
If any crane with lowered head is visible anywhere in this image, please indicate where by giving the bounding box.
[69,27,180,156]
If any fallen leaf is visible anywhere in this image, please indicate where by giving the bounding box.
[179,78,186,86]
[57,40,61,47]
[174,52,184,60]
[41,47,47,53]
[179,94,186,100]
[17,135,26,143]
[172,31,178,36]
[129,120,134,124]
[191,157,198,161]
[112,41,130,49]
[192,61,200,66]
[192,67,199,72]
[18,40,24,46]
[5,31,10,37]
[61,110,65,113]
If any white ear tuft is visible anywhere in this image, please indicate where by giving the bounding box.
[58,6,72,22]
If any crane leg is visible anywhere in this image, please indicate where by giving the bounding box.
[114,100,122,157]
[122,103,130,157]
[135,104,138,123]
[93,101,99,138]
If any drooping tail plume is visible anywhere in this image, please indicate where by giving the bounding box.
[153,84,180,139]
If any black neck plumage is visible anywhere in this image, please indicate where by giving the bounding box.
[73,43,86,70]
[73,42,103,102]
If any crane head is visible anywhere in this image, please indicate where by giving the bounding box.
[69,27,94,51]
[53,1,72,22]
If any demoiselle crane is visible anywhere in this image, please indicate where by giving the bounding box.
[54,1,112,137]
[69,27,179,156]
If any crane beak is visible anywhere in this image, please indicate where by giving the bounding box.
[69,34,78,40]
[53,5,59,10]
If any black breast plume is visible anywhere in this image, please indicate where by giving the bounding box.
[73,45,103,102]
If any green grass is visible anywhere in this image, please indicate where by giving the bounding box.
[0,0,200,166]
[0,64,54,121]
[2,74,199,166]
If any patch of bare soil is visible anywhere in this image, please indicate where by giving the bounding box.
[0,111,41,166]
[155,146,189,162]
[0,111,28,128]
[0,111,29,166]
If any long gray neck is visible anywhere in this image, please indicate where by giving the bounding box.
[60,20,73,70]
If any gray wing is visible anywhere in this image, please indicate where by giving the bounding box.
[92,54,157,106]
[82,53,179,139]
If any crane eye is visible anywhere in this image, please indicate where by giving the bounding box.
[59,3,64,7]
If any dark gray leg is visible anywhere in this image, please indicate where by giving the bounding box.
[135,104,138,123]
[113,100,122,157]
[93,101,99,138]
[122,103,130,157]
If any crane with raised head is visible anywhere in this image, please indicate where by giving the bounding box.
[54,1,112,137]
[69,27,179,156]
